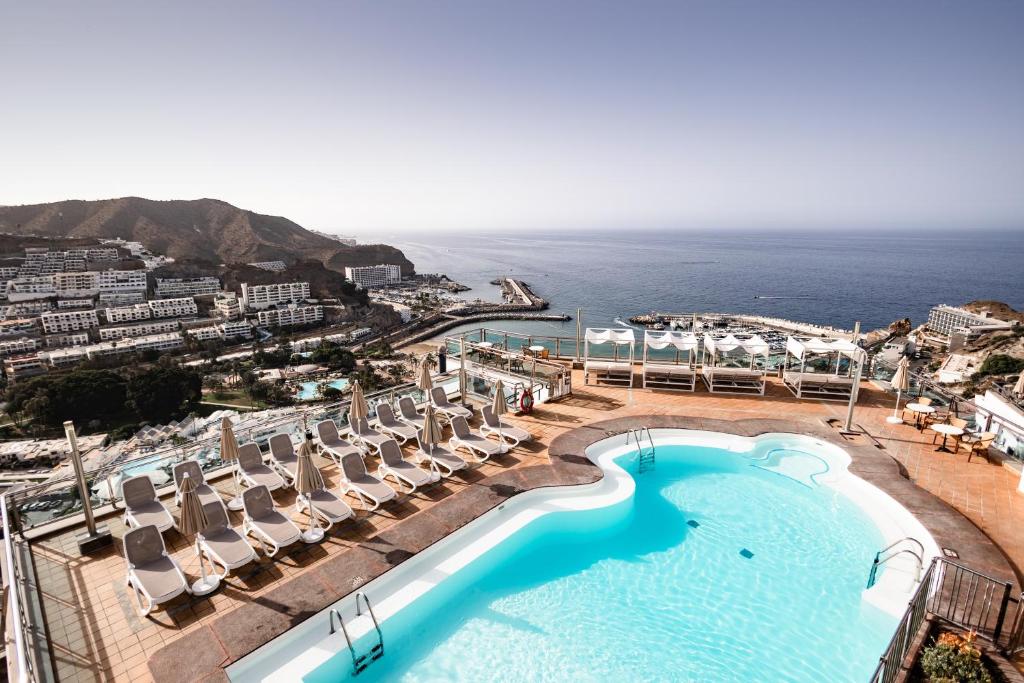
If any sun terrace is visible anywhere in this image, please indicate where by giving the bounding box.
[3,327,1024,682]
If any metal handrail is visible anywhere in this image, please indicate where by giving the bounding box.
[867,549,923,589]
[355,592,384,649]
[2,493,33,683]
[870,559,935,683]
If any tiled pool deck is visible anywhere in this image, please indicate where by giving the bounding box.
[24,370,1024,682]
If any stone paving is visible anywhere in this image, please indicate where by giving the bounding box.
[23,369,1024,682]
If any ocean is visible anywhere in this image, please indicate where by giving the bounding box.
[369,230,1024,338]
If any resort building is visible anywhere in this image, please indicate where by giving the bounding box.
[43,346,88,368]
[240,281,310,310]
[344,263,401,288]
[2,353,46,380]
[4,300,52,317]
[0,337,39,357]
[154,277,221,298]
[5,276,56,302]
[186,326,221,342]
[926,305,1013,339]
[0,319,39,337]
[98,319,180,341]
[132,332,185,353]
[43,332,89,348]
[148,297,198,319]
[56,298,95,310]
[96,269,147,294]
[97,290,146,306]
[104,303,152,324]
[52,271,101,297]
[248,260,287,272]
[39,309,100,334]
[256,304,323,328]
[214,293,242,320]
[219,320,253,339]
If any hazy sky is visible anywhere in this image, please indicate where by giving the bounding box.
[2,1,1022,233]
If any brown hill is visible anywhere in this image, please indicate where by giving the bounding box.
[0,197,414,274]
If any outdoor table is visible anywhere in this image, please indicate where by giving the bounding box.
[528,345,546,357]
[477,341,494,348]
[930,424,964,454]
[905,403,935,430]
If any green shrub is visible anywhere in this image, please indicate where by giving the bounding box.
[975,354,1024,379]
[920,631,992,683]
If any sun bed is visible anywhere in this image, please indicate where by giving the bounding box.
[378,438,440,493]
[397,396,427,430]
[479,405,532,447]
[700,334,769,395]
[237,443,287,492]
[339,452,397,510]
[241,485,302,557]
[350,417,391,456]
[375,403,417,444]
[267,433,299,484]
[584,328,635,386]
[701,365,766,395]
[430,387,473,424]
[415,430,467,476]
[122,475,175,533]
[296,488,353,530]
[123,524,190,616]
[782,371,855,400]
[449,415,502,462]
[315,420,361,466]
[197,501,257,578]
[641,330,698,391]
[782,336,862,401]
[172,461,224,512]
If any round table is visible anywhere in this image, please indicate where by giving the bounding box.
[930,423,964,454]
[477,341,494,348]
[528,345,546,355]
[904,403,935,429]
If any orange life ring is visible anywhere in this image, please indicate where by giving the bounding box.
[519,389,535,414]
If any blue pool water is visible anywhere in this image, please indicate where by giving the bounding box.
[305,443,896,682]
[295,378,350,400]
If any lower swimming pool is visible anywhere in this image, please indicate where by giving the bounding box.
[229,430,936,682]
[295,378,350,401]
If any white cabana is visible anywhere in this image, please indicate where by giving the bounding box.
[701,334,769,395]
[584,328,635,386]
[783,336,863,401]
[642,330,698,391]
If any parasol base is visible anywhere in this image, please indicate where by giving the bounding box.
[226,496,244,511]
[191,576,220,596]
[301,528,325,544]
[885,416,904,424]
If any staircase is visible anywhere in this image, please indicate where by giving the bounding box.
[627,427,656,474]
[329,592,384,676]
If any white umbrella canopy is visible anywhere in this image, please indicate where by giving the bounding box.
[421,404,443,449]
[1014,372,1024,397]
[295,433,325,543]
[348,381,369,425]
[177,473,219,595]
[491,379,509,453]
[220,415,244,510]
[887,357,912,424]
[417,357,434,392]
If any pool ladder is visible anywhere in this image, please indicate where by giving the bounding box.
[866,537,925,589]
[328,592,384,676]
[627,427,656,474]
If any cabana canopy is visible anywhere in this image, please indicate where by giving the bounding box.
[585,328,635,345]
[583,328,634,386]
[644,330,697,351]
[785,336,861,360]
[703,334,769,357]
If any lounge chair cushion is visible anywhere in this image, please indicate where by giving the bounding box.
[308,489,352,521]
[132,555,185,598]
[130,501,173,528]
[203,528,254,567]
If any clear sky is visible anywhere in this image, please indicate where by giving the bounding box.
[2,1,1022,233]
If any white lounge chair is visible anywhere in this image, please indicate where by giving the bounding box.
[268,433,299,484]
[237,443,286,493]
[449,415,502,462]
[122,475,175,533]
[415,430,467,477]
[375,403,417,444]
[315,420,361,466]
[479,405,532,447]
[172,460,225,511]
[339,452,396,510]
[378,438,440,493]
[123,524,190,616]
[351,417,391,456]
[241,485,302,557]
[197,501,257,578]
[295,488,353,531]
[430,387,473,425]
[397,396,426,430]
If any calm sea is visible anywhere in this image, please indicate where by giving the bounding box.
[371,230,1024,338]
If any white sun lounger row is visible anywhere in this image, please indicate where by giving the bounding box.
[782,371,855,401]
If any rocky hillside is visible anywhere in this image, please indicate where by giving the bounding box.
[0,197,414,274]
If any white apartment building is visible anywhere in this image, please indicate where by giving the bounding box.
[4,301,52,317]
[0,266,19,280]
[133,332,184,353]
[0,338,39,358]
[256,304,323,328]
[44,333,89,348]
[40,309,100,334]
[52,271,100,297]
[344,264,401,288]
[186,326,221,342]
[240,282,310,310]
[44,347,88,368]
[99,319,180,341]
[98,291,146,306]
[105,303,152,324]
[97,269,147,293]
[148,297,198,319]
[57,299,94,310]
[248,261,287,272]
[0,319,39,337]
[214,293,242,320]
[3,354,47,380]
[154,277,221,298]
[219,320,253,339]
[6,276,56,302]
[926,305,1012,337]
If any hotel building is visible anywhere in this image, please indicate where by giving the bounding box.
[40,310,100,334]
[240,282,310,310]
[148,297,198,319]
[344,264,401,288]
[256,304,323,328]
[154,277,221,299]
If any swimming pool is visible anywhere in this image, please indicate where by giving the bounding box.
[295,378,350,400]
[229,430,936,682]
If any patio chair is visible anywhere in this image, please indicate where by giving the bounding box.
[378,438,440,493]
[122,475,175,533]
[339,452,396,510]
[375,403,417,444]
[901,396,932,423]
[415,430,467,477]
[430,387,473,424]
[296,487,353,531]
[172,460,225,512]
[397,396,426,430]
[268,433,299,484]
[479,405,532,447]
[351,417,391,456]
[315,420,361,467]
[966,432,997,463]
[123,524,190,616]
[449,415,502,462]
[237,443,287,492]
[197,501,258,578]
[241,485,302,557]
